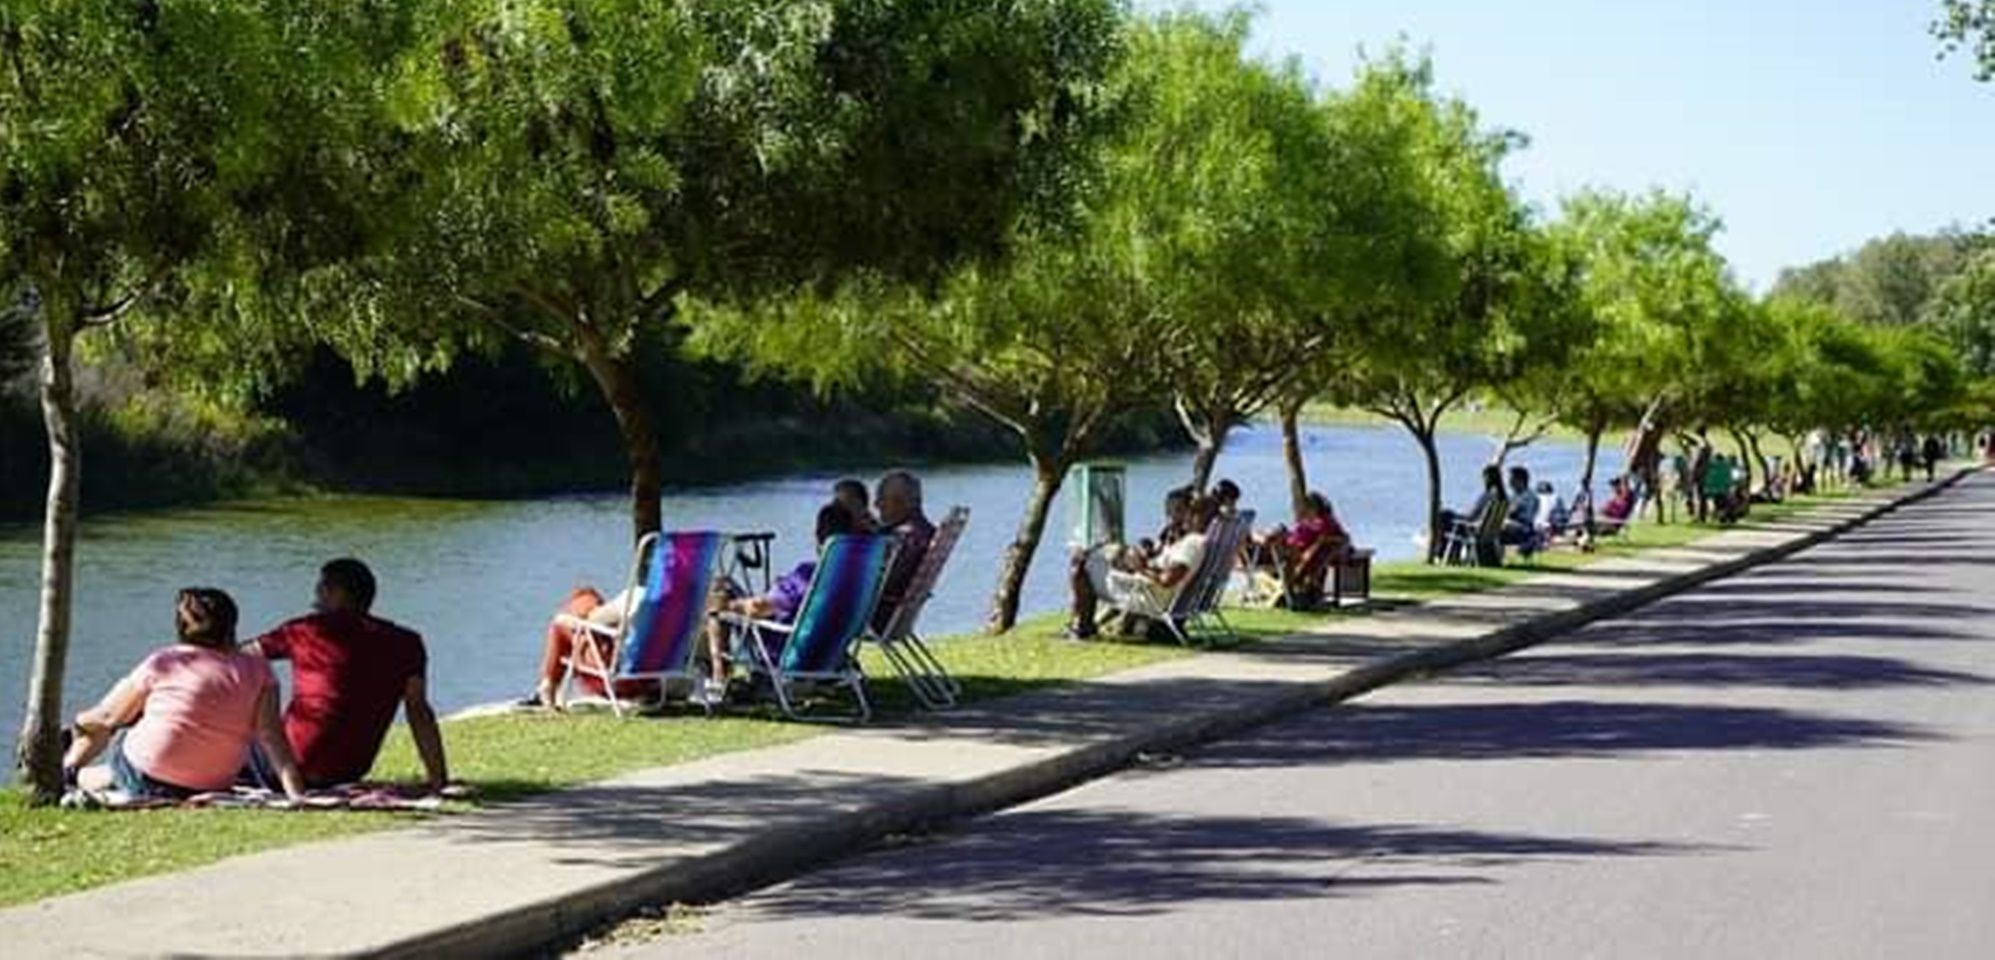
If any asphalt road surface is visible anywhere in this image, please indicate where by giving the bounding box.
[601,475,1995,959]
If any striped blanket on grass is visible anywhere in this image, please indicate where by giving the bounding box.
[59,783,471,812]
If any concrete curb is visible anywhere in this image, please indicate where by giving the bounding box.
[385,467,1983,959]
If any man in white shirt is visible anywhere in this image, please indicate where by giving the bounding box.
[1067,495,1218,639]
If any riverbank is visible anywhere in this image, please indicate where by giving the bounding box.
[0,473,1920,910]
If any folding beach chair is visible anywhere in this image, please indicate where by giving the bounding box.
[718,534,897,723]
[555,530,726,717]
[1113,510,1254,647]
[1441,502,1508,567]
[867,506,969,710]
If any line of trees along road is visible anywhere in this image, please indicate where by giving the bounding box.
[5,2,1991,801]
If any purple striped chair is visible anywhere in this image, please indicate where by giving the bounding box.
[557,531,725,716]
[716,534,896,722]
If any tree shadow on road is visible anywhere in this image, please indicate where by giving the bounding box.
[1183,700,1936,770]
[1445,652,1995,691]
[744,808,1719,922]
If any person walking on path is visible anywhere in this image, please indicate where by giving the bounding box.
[1922,435,1944,481]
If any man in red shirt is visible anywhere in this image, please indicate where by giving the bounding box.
[245,558,449,791]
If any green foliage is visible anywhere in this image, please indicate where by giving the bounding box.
[1935,0,1995,79]
[1929,248,1995,377]
[1772,232,1974,329]
[1329,53,1538,432]
[1551,189,1739,435]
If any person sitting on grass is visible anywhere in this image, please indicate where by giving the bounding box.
[1068,494,1220,639]
[704,502,859,694]
[248,559,448,793]
[64,588,307,803]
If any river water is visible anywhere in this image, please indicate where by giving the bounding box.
[0,422,1618,767]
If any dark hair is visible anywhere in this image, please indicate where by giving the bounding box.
[175,588,239,650]
[833,478,868,502]
[815,502,859,544]
[320,557,377,611]
[1213,479,1241,504]
[1305,492,1333,518]
[1508,465,1531,485]
[1481,465,1504,490]
[1164,485,1195,509]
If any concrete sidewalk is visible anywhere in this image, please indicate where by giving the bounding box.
[2,471,1978,959]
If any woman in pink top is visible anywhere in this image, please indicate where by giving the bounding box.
[63,588,306,801]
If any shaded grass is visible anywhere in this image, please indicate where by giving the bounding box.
[0,477,1920,907]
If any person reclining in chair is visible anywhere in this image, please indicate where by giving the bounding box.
[1499,465,1541,556]
[703,502,859,694]
[871,470,936,632]
[1437,466,1508,563]
[1067,494,1219,639]
[535,569,658,709]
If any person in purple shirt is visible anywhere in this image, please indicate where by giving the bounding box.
[704,502,859,694]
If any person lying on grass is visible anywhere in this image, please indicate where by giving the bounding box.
[63,588,307,803]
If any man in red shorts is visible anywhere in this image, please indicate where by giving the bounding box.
[245,558,449,792]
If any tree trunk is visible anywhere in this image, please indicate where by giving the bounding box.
[1745,431,1771,485]
[1188,437,1221,494]
[18,314,78,804]
[1728,428,1755,492]
[1279,397,1308,521]
[1176,399,1227,493]
[1579,424,1603,528]
[988,450,1068,633]
[577,333,665,541]
[1416,427,1445,563]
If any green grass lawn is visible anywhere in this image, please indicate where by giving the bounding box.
[0,475,1922,908]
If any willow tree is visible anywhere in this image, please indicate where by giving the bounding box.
[1328,57,1546,560]
[700,14,1285,631]
[1114,13,1341,494]
[299,0,1123,541]
[1549,189,1735,507]
[0,0,409,802]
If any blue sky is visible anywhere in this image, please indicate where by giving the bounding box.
[1151,0,1995,290]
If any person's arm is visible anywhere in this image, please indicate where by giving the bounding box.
[253,684,309,801]
[241,621,293,660]
[402,675,449,793]
[64,675,148,770]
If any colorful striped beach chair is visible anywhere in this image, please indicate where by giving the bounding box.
[718,533,896,722]
[556,530,726,717]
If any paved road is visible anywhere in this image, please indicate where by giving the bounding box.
[599,475,1995,960]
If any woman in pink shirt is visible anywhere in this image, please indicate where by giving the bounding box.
[63,588,306,801]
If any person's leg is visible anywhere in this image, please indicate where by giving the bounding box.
[538,588,605,706]
[1067,549,1103,638]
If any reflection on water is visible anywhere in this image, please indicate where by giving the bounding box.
[0,422,1619,766]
